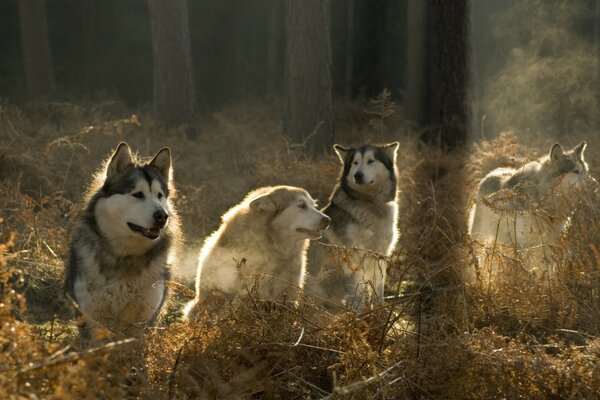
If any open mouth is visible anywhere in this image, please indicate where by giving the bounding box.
[127,222,161,240]
[296,227,323,239]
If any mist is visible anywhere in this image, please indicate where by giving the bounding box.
[472,0,600,140]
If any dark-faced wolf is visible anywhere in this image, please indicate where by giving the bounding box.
[306,142,400,312]
[65,142,180,340]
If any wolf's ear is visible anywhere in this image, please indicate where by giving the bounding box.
[382,142,400,161]
[249,194,277,213]
[106,142,133,179]
[549,143,564,162]
[574,141,587,160]
[150,147,172,179]
[333,144,350,163]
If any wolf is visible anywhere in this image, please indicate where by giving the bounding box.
[65,142,180,340]
[306,142,400,311]
[468,142,590,253]
[184,185,330,322]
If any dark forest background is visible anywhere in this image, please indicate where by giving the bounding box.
[2,0,600,142]
[0,0,406,108]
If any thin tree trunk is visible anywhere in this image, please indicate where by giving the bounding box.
[382,0,404,98]
[594,0,600,102]
[423,0,469,148]
[266,0,283,95]
[18,0,55,98]
[148,0,196,129]
[284,0,334,156]
[405,0,427,125]
[344,0,354,100]
[82,0,96,92]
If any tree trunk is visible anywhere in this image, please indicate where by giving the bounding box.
[344,0,354,100]
[382,0,404,99]
[405,0,427,125]
[266,0,283,96]
[18,0,55,98]
[147,0,196,129]
[82,0,96,92]
[422,0,470,148]
[594,0,600,104]
[284,0,334,156]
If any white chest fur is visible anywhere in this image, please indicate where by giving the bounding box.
[328,200,398,255]
[74,256,166,329]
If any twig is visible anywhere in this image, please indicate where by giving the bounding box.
[321,361,405,399]
[168,339,189,399]
[556,329,597,340]
[277,302,324,330]
[42,241,58,259]
[17,338,137,374]
[259,342,343,355]
[286,371,330,397]
[292,327,305,347]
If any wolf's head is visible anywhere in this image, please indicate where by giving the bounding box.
[92,142,174,256]
[248,186,330,242]
[545,141,590,192]
[334,142,399,201]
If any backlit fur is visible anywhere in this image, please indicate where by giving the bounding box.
[306,142,400,311]
[64,142,180,340]
[468,142,590,250]
[184,185,330,322]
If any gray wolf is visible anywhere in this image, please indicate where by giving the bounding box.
[468,142,590,253]
[306,142,400,311]
[184,185,330,322]
[65,142,180,340]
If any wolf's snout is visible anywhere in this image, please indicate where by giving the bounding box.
[354,171,364,183]
[153,210,168,227]
[320,215,331,229]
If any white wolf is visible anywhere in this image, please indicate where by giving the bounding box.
[306,142,400,311]
[184,185,330,322]
[65,142,180,340]
[468,142,590,254]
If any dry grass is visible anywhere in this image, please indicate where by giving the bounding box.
[1,99,600,399]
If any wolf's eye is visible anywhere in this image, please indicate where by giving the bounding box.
[132,192,145,199]
[157,192,164,199]
[299,202,307,210]
[352,161,359,166]
[367,159,375,165]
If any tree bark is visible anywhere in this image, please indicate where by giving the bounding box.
[405,0,427,125]
[148,0,196,129]
[18,0,55,98]
[266,0,283,96]
[422,0,470,148]
[344,0,354,100]
[284,0,334,156]
[594,0,600,105]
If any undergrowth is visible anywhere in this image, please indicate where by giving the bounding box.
[0,99,599,399]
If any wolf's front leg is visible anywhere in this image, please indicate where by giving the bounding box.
[345,257,386,312]
[344,270,371,312]
[373,258,386,303]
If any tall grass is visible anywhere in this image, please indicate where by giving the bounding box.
[0,100,599,398]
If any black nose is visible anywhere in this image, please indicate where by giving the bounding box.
[153,210,168,227]
[354,171,364,183]
[321,215,331,228]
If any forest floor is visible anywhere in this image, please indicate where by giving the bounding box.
[1,98,600,399]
